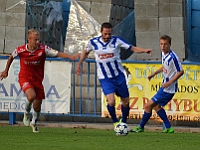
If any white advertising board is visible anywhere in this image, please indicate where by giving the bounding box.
[0,59,72,114]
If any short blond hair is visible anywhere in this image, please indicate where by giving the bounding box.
[28,29,40,37]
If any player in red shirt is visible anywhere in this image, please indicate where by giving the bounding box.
[0,29,80,133]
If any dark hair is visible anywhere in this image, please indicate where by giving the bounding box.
[160,35,171,44]
[101,22,113,31]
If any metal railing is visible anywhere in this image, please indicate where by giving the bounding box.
[70,59,100,117]
[1,55,200,124]
[0,57,101,124]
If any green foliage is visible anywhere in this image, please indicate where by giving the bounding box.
[0,126,200,150]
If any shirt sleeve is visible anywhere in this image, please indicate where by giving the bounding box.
[173,55,183,72]
[85,41,93,52]
[170,51,183,72]
[45,45,58,57]
[11,48,19,58]
[117,37,132,50]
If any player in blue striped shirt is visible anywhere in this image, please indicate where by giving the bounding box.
[76,22,153,127]
[133,35,184,133]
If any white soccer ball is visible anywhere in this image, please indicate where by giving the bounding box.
[114,122,129,136]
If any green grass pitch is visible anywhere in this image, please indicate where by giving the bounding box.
[0,125,200,150]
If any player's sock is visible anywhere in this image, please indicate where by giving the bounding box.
[25,100,32,114]
[157,108,171,128]
[31,110,40,125]
[121,105,130,123]
[139,111,152,128]
[107,104,118,123]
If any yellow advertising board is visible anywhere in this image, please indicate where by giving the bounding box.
[101,63,200,122]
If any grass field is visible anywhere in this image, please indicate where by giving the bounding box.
[0,125,200,150]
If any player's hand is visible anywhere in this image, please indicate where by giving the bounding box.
[147,74,154,81]
[162,82,171,88]
[76,64,82,76]
[71,53,81,60]
[145,49,153,57]
[0,71,8,81]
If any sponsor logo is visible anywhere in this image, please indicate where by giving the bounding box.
[22,82,29,90]
[98,53,114,59]
[24,60,40,65]
[109,44,115,48]
[18,48,26,53]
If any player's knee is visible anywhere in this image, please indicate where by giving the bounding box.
[153,105,161,112]
[122,101,129,107]
[26,94,36,102]
[144,104,153,112]
[107,101,115,107]
[33,107,41,112]
[121,97,129,106]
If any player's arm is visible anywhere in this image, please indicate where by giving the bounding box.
[0,55,14,80]
[162,70,184,88]
[148,66,163,81]
[76,50,90,76]
[57,51,80,60]
[131,46,153,57]
[45,46,80,60]
[117,37,153,56]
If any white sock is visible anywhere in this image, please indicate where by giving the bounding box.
[25,100,32,114]
[31,111,40,125]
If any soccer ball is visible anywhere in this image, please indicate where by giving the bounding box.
[114,122,129,136]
